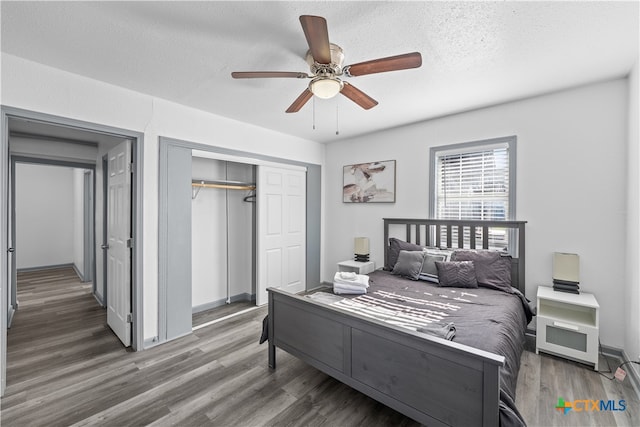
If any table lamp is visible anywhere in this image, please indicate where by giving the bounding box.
[354,237,370,262]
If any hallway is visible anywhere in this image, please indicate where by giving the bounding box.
[6,267,125,387]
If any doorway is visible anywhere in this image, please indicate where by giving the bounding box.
[9,160,95,328]
[0,107,144,396]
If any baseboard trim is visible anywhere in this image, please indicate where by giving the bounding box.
[624,353,640,399]
[7,306,15,328]
[93,292,105,307]
[192,293,255,314]
[600,345,640,399]
[72,263,85,282]
[143,336,160,350]
[17,263,75,273]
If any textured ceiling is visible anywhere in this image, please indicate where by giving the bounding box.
[1,1,638,143]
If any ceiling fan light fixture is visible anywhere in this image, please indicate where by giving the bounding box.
[310,77,343,99]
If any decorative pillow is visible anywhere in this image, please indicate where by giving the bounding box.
[418,249,453,283]
[386,238,424,270]
[419,253,447,283]
[392,250,426,280]
[435,261,478,288]
[451,250,512,292]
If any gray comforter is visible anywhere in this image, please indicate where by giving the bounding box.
[319,270,533,426]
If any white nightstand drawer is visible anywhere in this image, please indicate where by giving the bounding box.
[537,315,598,365]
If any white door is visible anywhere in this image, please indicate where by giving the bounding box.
[257,166,306,306]
[106,141,131,347]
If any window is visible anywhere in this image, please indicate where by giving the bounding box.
[429,136,516,250]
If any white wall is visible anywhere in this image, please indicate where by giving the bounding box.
[191,157,254,309]
[1,53,325,343]
[625,59,639,373]
[325,78,629,349]
[15,163,75,269]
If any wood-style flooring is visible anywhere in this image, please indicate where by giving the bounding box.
[193,300,256,329]
[2,267,639,426]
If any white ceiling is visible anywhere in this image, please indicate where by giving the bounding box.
[1,1,638,143]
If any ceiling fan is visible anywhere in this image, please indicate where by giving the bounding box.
[231,15,422,113]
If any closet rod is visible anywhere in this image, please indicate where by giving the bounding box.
[191,180,256,191]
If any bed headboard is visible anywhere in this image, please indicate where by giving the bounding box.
[383,218,527,294]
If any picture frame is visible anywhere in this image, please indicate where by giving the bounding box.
[343,160,396,203]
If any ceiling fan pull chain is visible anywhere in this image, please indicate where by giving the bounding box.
[336,103,339,135]
[312,96,316,130]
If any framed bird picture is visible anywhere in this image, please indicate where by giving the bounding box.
[343,160,396,203]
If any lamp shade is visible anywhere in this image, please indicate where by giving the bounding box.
[354,237,370,255]
[354,237,370,262]
[310,78,342,99]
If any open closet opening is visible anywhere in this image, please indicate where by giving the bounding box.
[191,156,257,329]
[158,137,313,343]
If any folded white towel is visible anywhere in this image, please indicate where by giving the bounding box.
[339,271,357,280]
[333,283,367,295]
[333,281,369,292]
[333,272,370,287]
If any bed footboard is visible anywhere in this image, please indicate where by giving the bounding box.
[268,288,504,427]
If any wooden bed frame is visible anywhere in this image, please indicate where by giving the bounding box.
[267,218,527,426]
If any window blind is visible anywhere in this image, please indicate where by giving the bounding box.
[433,143,511,250]
[435,145,509,221]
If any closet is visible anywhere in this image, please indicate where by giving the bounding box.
[159,141,309,341]
[191,157,256,318]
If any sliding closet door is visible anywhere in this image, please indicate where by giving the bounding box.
[256,166,306,306]
[162,145,192,340]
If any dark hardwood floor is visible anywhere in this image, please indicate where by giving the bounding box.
[193,300,256,329]
[2,267,639,426]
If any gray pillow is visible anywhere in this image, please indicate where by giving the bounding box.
[451,250,512,292]
[419,253,447,283]
[392,250,425,280]
[386,238,423,270]
[435,261,478,288]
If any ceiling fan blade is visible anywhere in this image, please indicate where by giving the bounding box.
[286,89,313,113]
[299,15,331,64]
[340,83,378,110]
[345,52,422,77]
[231,71,309,79]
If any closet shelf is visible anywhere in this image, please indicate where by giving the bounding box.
[192,179,256,199]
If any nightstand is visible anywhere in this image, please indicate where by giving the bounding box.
[536,286,599,370]
[337,260,375,275]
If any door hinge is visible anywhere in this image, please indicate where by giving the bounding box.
[126,313,133,323]
[127,238,134,248]
[127,162,134,174]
